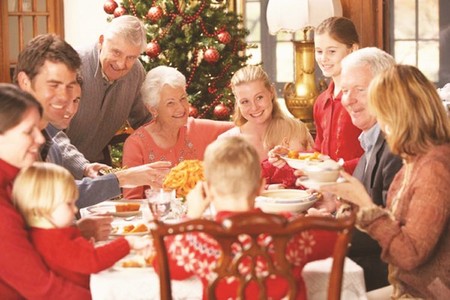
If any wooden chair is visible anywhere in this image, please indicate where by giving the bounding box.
[150,211,356,300]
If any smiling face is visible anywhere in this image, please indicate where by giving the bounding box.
[234,80,274,125]
[154,84,189,128]
[19,61,81,130]
[315,33,354,79]
[98,35,142,81]
[341,63,377,131]
[0,108,44,168]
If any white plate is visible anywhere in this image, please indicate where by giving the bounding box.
[87,204,141,218]
[297,177,346,190]
[110,223,150,236]
[256,189,318,213]
[282,154,329,170]
[258,189,315,203]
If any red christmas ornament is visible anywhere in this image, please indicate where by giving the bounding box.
[189,105,199,118]
[147,6,163,22]
[113,6,127,18]
[204,48,220,64]
[208,86,218,94]
[213,103,230,120]
[146,42,161,58]
[217,31,231,44]
[103,0,118,15]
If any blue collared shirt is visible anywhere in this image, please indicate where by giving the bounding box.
[358,124,380,171]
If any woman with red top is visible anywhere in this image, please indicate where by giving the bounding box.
[313,17,363,173]
[122,66,233,199]
[154,136,338,299]
[0,84,90,298]
[12,162,148,290]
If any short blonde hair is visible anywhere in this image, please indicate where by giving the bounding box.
[263,117,314,151]
[230,65,286,126]
[204,136,261,199]
[12,162,78,224]
[368,64,450,157]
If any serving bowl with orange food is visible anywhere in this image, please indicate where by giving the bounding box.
[282,150,343,185]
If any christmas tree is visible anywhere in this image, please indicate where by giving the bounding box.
[103,0,250,120]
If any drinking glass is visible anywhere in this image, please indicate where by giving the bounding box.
[145,188,174,220]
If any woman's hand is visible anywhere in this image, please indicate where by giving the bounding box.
[115,161,172,188]
[186,181,210,218]
[267,145,289,168]
[319,171,375,209]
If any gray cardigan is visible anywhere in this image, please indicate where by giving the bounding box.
[66,43,151,162]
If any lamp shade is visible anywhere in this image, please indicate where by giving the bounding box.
[267,0,343,34]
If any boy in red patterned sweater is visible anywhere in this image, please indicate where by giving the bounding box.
[155,136,337,299]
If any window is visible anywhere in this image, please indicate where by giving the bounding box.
[390,0,450,86]
[0,0,64,82]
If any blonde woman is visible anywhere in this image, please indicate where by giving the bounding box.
[12,162,147,290]
[262,117,314,189]
[218,65,289,161]
[321,65,450,299]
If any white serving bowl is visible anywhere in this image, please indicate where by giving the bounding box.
[303,160,341,183]
[282,153,329,170]
[255,189,317,213]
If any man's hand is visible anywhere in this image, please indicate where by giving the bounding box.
[84,163,110,178]
[77,215,113,241]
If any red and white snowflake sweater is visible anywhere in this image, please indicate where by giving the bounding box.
[154,209,338,299]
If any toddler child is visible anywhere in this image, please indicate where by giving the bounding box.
[12,162,147,289]
[262,117,314,189]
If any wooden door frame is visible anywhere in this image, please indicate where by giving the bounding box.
[0,0,64,83]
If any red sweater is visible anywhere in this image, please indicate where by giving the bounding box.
[313,81,363,173]
[155,209,338,299]
[261,159,303,189]
[30,227,130,289]
[0,159,90,299]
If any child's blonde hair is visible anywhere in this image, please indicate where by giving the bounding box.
[204,136,261,200]
[263,117,314,151]
[12,162,78,224]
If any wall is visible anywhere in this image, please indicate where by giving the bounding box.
[64,0,113,48]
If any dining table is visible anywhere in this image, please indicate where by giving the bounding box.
[81,200,368,300]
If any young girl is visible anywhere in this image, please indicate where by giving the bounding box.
[313,17,364,173]
[12,162,146,289]
[262,117,314,189]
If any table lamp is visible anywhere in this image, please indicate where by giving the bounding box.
[266,0,342,133]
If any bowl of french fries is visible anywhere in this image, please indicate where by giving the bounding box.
[163,160,205,198]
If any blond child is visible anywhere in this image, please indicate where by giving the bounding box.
[12,162,146,289]
[262,117,314,189]
[155,136,337,299]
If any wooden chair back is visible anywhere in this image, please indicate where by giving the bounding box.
[150,211,356,300]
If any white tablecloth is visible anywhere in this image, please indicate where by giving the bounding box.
[83,202,366,299]
[90,257,367,300]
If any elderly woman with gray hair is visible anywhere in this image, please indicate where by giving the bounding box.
[122,66,233,199]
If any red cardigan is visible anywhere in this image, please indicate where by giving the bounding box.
[0,159,90,299]
[313,81,363,173]
[30,227,130,289]
[154,209,338,299]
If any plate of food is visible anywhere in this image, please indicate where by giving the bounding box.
[255,189,318,213]
[87,202,142,218]
[111,223,150,236]
[282,151,330,170]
